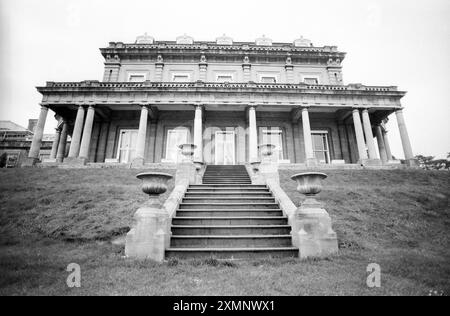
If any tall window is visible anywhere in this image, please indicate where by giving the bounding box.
[262,128,284,160]
[312,131,330,163]
[117,130,138,163]
[165,129,189,162]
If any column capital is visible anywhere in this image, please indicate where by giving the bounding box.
[193,104,205,111]
[39,103,50,110]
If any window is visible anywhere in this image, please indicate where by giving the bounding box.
[165,129,189,162]
[312,131,330,164]
[303,77,319,84]
[117,130,138,163]
[172,74,190,82]
[262,128,284,160]
[260,76,277,83]
[128,73,146,82]
[216,74,234,82]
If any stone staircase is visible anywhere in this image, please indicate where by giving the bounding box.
[166,165,298,259]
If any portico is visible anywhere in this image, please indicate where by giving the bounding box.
[25,81,416,167]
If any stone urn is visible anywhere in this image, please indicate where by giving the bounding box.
[258,144,276,162]
[178,143,197,162]
[136,172,173,205]
[290,172,327,197]
[250,161,261,173]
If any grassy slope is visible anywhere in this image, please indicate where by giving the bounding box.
[0,168,449,296]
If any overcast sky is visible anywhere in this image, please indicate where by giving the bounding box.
[0,0,449,159]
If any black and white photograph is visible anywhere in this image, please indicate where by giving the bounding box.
[0,0,449,300]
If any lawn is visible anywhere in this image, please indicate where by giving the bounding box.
[0,167,449,296]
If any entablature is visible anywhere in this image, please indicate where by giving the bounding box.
[37,81,406,112]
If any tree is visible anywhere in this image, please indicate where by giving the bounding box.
[0,153,7,168]
[415,154,450,171]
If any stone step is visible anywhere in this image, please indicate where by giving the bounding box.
[172,216,288,225]
[171,225,292,235]
[165,247,299,259]
[184,192,273,197]
[190,184,266,188]
[176,209,284,217]
[187,188,269,192]
[178,202,280,209]
[170,235,293,248]
[202,182,252,185]
[182,197,276,203]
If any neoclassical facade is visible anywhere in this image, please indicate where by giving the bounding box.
[24,34,416,167]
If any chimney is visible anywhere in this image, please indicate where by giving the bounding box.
[27,119,38,133]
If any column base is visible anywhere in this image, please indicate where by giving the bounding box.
[22,157,39,167]
[131,158,145,168]
[405,158,419,167]
[359,159,382,166]
[305,158,318,167]
[63,157,88,166]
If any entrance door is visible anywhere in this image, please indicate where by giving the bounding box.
[117,129,138,163]
[215,131,235,165]
[312,131,331,164]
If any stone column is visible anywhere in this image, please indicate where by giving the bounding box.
[56,121,69,163]
[383,130,393,161]
[49,128,61,159]
[193,105,203,161]
[78,105,95,160]
[248,106,258,162]
[134,105,149,165]
[375,125,388,164]
[301,107,316,165]
[352,109,368,162]
[396,109,417,166]
[68,105,86,158]
[361,109,379,162]
[24,105,49,166]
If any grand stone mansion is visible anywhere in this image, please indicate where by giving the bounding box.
[24,34,416,168]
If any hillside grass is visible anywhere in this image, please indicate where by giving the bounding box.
[0,168,449,296]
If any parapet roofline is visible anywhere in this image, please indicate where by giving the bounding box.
[101,41,346,57]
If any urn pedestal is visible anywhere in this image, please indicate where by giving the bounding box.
[291,172,338,259]
[125,172,173,262]
[257,144,279,184]
[175,144,197,185]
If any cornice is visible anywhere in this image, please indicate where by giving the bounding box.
[37,81,406,98]
[100,42,346,62]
